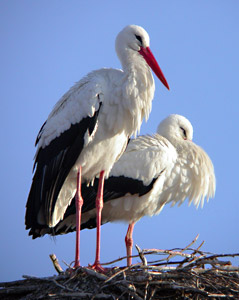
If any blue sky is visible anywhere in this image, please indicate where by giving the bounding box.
[1,0,239,282]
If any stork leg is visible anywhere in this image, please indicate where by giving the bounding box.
[125,222,135,266]
[74,166,83,268]
[91,170,105,272]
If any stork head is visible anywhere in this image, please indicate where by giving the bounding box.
[115,25,169,90]
[157,114,193,142]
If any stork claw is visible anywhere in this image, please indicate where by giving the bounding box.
[73,261,81,269]
[89,261,105,273]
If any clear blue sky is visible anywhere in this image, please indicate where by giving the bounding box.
[1,0,238,282]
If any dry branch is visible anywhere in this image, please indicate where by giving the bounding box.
[49,254,64,274]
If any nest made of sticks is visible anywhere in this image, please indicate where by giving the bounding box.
[1,236,239,300]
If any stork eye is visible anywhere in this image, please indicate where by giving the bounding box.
[135,35,142,45]
[180,127,187,139]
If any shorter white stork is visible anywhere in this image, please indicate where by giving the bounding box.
[50,114,216,266]
[25,25,169,271]
[46,114,216,265]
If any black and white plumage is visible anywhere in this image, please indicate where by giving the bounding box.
[47,114,216,266]
[25,25,169,270]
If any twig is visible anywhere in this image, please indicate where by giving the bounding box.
[103,265,138,284]
[177,240,206,269]
[148,288,156,300]
[22,274,67,281]
[104,279,143,300]
[49,292,113,299]
[49,254,64,274]
[101,254,139,266]
[84,267,109,281]
[51,279,74,292]
[135,244,147,266]
[142,248,194,258]
[144,281,149,300]
[168,234,200,261]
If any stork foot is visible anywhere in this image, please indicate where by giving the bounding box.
[73,260,81,269]
[89,260,105,273]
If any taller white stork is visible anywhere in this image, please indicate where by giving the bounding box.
[25,25,169,271]
[48,114,216,266]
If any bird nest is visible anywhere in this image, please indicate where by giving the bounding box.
[1,236,239,299]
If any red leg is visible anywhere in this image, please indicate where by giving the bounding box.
[91,170,105,272]
[125,223,135,266]
[73,166,83,268]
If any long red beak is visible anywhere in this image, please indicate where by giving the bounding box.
[139,47,170,90]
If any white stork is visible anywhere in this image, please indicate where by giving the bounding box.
[50,114,216,266]
[25,25,169,271]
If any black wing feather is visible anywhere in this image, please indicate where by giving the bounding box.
[52,175,159,235]
[81,175,158,213]
[25,105,101,238]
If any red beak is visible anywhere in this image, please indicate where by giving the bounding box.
[139,47,170,90]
